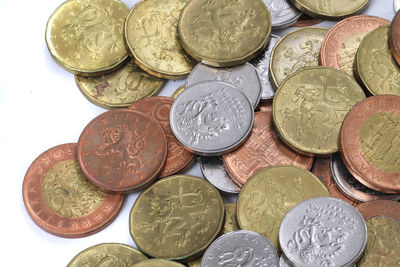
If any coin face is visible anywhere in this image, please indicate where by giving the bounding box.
[170,81,254,156]
[201,230,279,267]
[270,27,328,88]
[280,197,367,267]
[273,66,365,155]
[124,0,195,79]
[356,200,400,221]
[22,144,123,238]
[129,175,224,260]
[77,110,167,193]
[132,259,185,267]
[45,0,129,75]
[178,0,272,67]
[264,0,302,29]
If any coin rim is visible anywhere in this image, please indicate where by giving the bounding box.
[390,11,400,67]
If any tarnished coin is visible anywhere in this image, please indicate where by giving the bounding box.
[124,0,195,79]
[171,84,185,99]
[357,26,400,96]
[391,11,400,66]
[250,34,280,100]
[201,230,279,267]
[186,63,262,109]
[270,27,328,88]
[178,0,272,67]
[170,81,254,156]
[264,0,302,29]
[76,61,165,109]
[280,197,367,267]
[237,166,330,250]
[45,0,129,76]
[67,243,147,266]
[273,66,365,156]
[22,144,123,238]
[220,203,240,235]
[356,200,400,221]
[132,259,185,267]
[129,175,224,260]
[200,157,240,194]
[77,110,167,193]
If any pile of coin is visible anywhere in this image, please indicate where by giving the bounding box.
[22,0,400,266]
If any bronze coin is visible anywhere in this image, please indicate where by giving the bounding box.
[77,110,167,193]
[128,96,195,177]
[390,10,400,66]
[22,143,124,238]
[291,15,323,27]
[356,200,400,220]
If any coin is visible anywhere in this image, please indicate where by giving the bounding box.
[280,197,367,267]
[250,34,280,101]
[357,26,400,96]
[264,0,302,29]
[170,81,254,156]
[237,166,330,250]
[185,63,262,109]
[128,97,195,178]
[258,100,273,112]
[178,0,272,67]
[76,61,165,109]
[390,11,400,66]
[188,259,201,267]
[340,95,400,193]
[220,203,240,235]
[395,0,400,12]
[356,200,400,221]
[320,15,390,78]
[22,143,124,238]
[269,27,328,88]
[280,255,293,267]
[129,175,224,260]
[45,0,129,76]
[171,84,185,99]
[223,111,314,186]
[132,259,185,267]
[291,14,323,27]
[273,66,365,156]
[124,0,195,79]
[200,156,240,194]
[67,243,147,266]
[77,110,167,193]
[201,230,279,267]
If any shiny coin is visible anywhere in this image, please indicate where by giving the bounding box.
[171,84,185,99]
[201,230,279,267]
[273,66,365,156]
[186,63,262,109]
[391,11,400,66]
[132,259,185,267]
[170,81,254,156]
[270,27,328,88]
[264,0,302,29]
[280,197,367,267]
[356,200,400,221]
[129,175,224,260]
[220,203,240,235]
[178,0,272,67]
[45,0,129,76]
[395,0,400,12]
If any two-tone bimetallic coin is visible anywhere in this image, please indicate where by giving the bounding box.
[186,63,262,109]
[201,230,279,267]
[280,197,367,267]
[132,259,185,267]
[170,81,254,156]
[264,0,302,29]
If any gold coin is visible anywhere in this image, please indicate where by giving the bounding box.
[129,175,224,261]
[45,0,129,76]
[124,0,196,79]
[356,26,400,96]
[178,0,272,67]
[273,66,365,156]
[132,259,185,267]
[237,166,330,251]
[270,27,328,89]
[171,84,185,99]
[76,61,165,109]
[291,0,369,20]
[220,203,239,235]
[358,216,400,266]
[188,259,201,267]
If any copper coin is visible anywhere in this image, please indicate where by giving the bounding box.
[258,99,273,112]
[340,95,400,194]
[77,110,167,193]
[390,11,400,66]
[291,14,323,27]
[22,143,124,238]
[223,110,313,186]
[321,15,390,78]
[128,96,195,177]
[356,200,400,220]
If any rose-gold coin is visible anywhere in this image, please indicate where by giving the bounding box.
[223,110,313,186]
[22,143,124,238]
[291,15,323,27]
[390,11,400,66]
[77,110,167,193]
[128,96,195,177]
[321,15,390,78]
[341,95,400,194]
[356,200,400,220]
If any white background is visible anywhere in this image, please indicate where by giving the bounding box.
[0,0,394,266]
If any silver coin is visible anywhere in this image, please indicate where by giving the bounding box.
[185,63,261,109]
[250,34,280,101]
[280,255,294,267]
[331,153,399,202]
[170,81,254,156]
[395,0,400,12]
[200,156,241,194]
[264,0,302,29]
[201,230,279,267]
[279,197,367,267]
